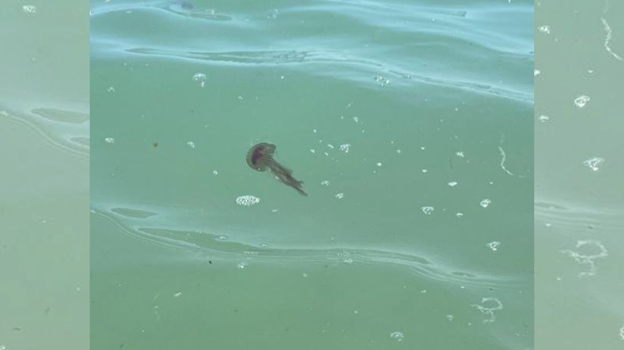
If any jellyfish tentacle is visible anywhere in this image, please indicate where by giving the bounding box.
[268,161,307,196]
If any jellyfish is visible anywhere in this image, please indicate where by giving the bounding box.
[247,143,307,196]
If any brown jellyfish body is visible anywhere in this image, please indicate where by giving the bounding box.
[247,142,307,196]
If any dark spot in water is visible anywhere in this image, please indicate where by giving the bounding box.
[153,142,158,148]
[246,142,307,196]
[182,2,194,9]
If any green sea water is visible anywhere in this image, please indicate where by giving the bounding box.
[90,0,534,349]
[0,0,624,350]
[535,0,624,348]
[0,1,89,349]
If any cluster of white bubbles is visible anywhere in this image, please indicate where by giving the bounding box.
[560,240,608,278]
[235,195,260,206]
[582,157,604,171]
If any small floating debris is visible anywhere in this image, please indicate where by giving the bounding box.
[480,199,491,208]
[104,137,115,144]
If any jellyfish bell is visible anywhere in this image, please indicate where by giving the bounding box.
[246,142,307,196]
[246,142,276,171]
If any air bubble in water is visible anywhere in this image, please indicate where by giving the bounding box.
[422,206,434,215]
[104,137,115,144]
[480,199,491,208]
[335,193,344,199]
[22,5,36,14]
[390,331,404,341]
[574,95,590,108]
[187,141,195,148]
[487,241,501,251]
[193,73,207,87]
[339,143,351,153]
[538,25,551,34]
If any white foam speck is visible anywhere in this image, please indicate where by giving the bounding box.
[538,115,549,123]
[422,206,434,215]
[487,241,501,251]
[574,95,590,108]
[192,73,207,87]
[236,195,260,206]
[22,5,37,13]
[480,199,491,208]
[582,157,604,171]
[104,137,115,144]
[390,331,404,341]
[538,25,551,34]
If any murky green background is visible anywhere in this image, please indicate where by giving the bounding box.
[90,0,533,349]
[535,0,624,349]
[3,0,622,348]
[0,1,89,350]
